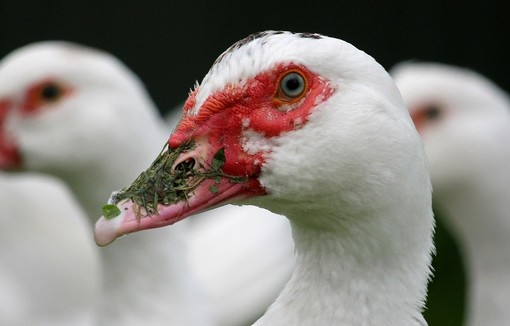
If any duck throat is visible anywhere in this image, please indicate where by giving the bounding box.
[254,214,433,326]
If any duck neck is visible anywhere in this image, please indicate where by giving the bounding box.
[435,172,510,326]
[254,209,432,326]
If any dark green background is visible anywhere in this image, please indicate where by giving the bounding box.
[2,1,506,324]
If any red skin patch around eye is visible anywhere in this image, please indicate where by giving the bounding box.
[93,64,335,242]
[0,99,21,168]
[409,103,443,134]
[21,78,72,116]
[410,107,427,133]
[169,63,335,178]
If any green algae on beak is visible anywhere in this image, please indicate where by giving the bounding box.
[109,142,197,218]
[105,142,246,220]
[102,204,121,220]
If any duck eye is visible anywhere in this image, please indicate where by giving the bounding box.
[40,82,63,102]
[279,72,306,99]
[424,104,441,121]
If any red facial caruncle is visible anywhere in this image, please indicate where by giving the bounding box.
[171,63,335,181]
[94,63,335,246]
[0,99,21,168]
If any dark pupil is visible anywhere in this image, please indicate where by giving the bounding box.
[285,77,301,91]
[41,83,61,101]
[425,105,441,120]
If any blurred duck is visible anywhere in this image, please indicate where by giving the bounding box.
[0,41,294,325]
[0,172,101,326]
[393,62,510,326]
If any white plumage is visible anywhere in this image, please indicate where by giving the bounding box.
[96,31,435,325]
[0,41,209,325]
[0,172,101,326]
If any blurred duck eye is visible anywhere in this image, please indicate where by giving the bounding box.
[40,82,64,102]
[22,79,69,115]
[424,104,441,121]
[410,103,443,132]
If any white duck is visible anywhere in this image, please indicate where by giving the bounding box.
[95,31,435,325]
[0,172,101,326]
[0,41,295,325]
[392,62,510,326]
[0,42,210,325]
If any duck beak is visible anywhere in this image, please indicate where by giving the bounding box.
[94,137,264,246]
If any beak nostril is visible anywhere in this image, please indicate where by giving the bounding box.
[173,158,196,175]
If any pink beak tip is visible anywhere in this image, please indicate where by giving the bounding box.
[94,214,123,246]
